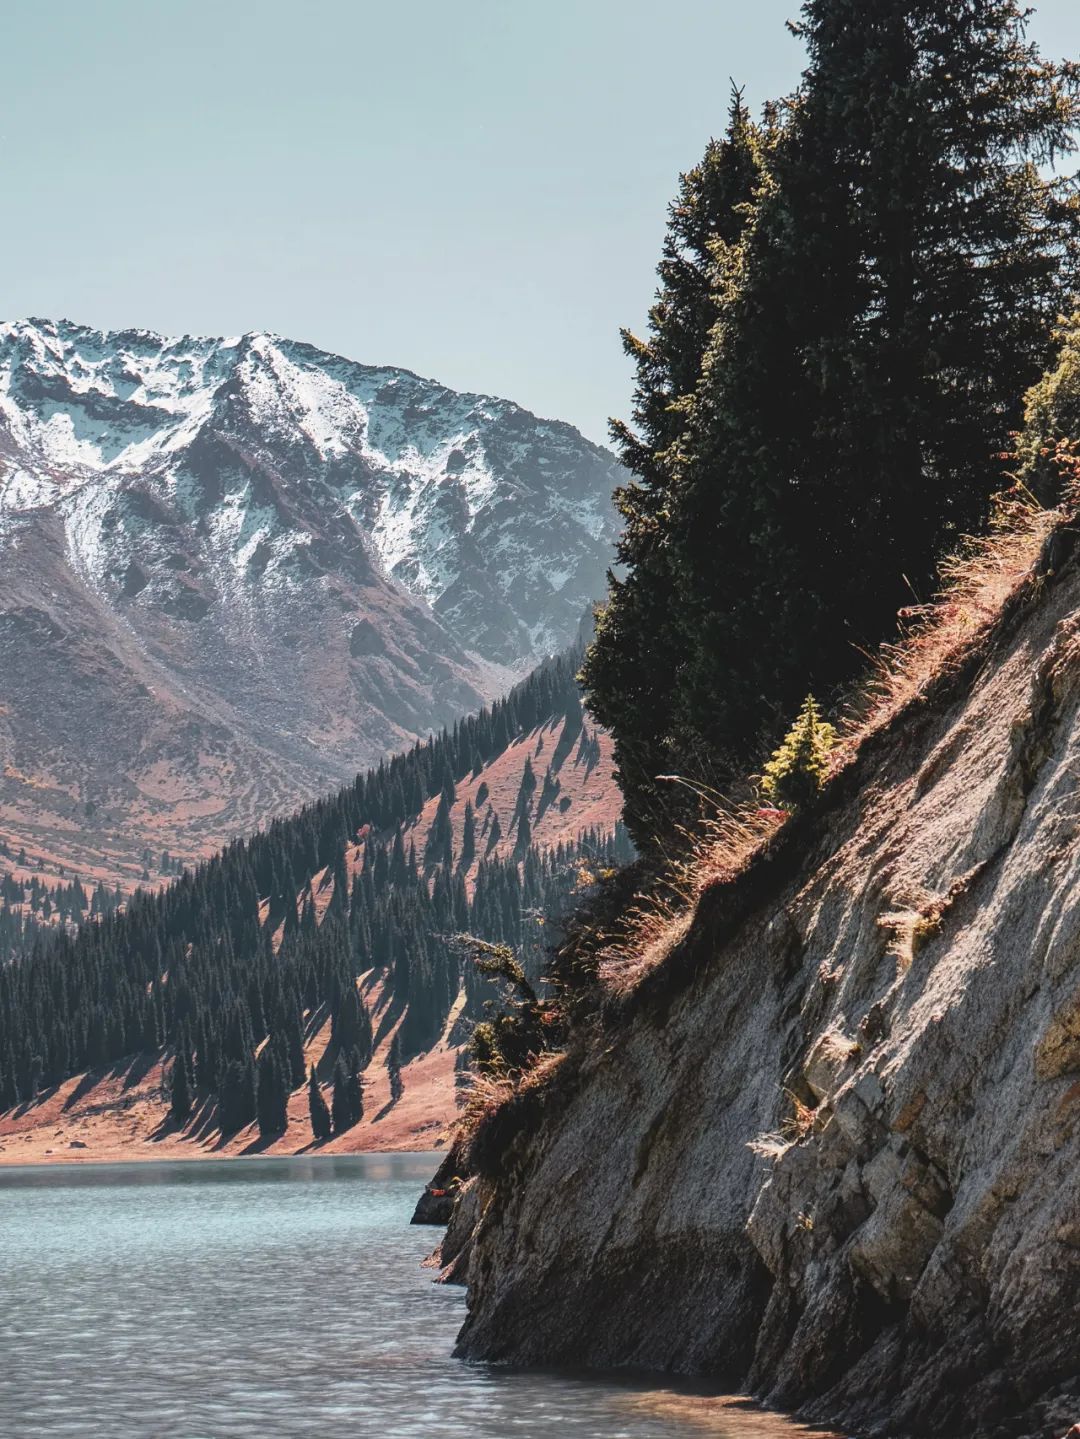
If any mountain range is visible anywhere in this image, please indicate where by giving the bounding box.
[0,318,620,884]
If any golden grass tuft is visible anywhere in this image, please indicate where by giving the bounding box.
[830,487,1068,768]
[454,1048,567,1153]
[457,1068,517,1140]
[597,802,787,994]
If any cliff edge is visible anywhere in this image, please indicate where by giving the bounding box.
[447,519,1080,1439]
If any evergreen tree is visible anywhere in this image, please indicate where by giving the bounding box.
[0,641,627,1122]
[331,1055,361,1134]
[586,3,1080,846]
[425,791,454,870]
[387,1031,404,1103]
[219,1057,256,1134]
[169,1050,192,1127]
[348,1053,364,1126]
[581,90,765,845]
[672,0,1080,780]
[759,696,837,810]
[460,801,476,871]
[307,1064,332,1143]
[256,1043,288,1138]
[1016,310,1080,502]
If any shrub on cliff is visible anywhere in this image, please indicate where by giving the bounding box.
[760,696,836,811]
[1016,311,1080,504]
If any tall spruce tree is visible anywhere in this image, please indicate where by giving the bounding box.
[256,1043,288,1138]
[581,90,765,844]
[219,1057,256,1134]
[307,1065,332,1143]
[330,1055,362,1133]
[587,4,1080,847]
[169,1050,191,1127]
[387,1032,403,1103]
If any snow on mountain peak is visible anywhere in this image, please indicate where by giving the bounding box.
[0,319,620,662]
[0,318,622,882]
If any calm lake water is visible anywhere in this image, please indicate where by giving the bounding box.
[0,1154,821,1439]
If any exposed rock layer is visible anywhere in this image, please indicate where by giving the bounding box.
[451,545,1080,1438]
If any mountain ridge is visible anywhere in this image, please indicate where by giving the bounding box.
[0,317,620,885]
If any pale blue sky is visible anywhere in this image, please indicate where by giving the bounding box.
[3,1,1080,444]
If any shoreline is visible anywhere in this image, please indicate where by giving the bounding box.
[0,1026,461,1169]
[0,1146,443,1173]
[0,1141,445,1171]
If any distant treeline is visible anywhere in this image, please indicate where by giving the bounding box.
[0,872,123,963]
[0,648,631,1134]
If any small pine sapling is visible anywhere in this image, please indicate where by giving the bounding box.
[760,695,837,811]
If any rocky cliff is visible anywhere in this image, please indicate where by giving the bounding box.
[0,318,619,884]
[446,517,1080,1438]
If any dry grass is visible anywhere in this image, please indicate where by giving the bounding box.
[597,802,788,993]
[455,1048,567,1152]
[446,483,1080,1176]
[458,1068,518,1141]
[830,489,1066,768]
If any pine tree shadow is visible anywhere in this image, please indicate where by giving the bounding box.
[373,1002,403,1050]
[148,1112,180,1143]
[291,1136,327,1156]
[371,1094,401,1123]
[122,1051,158,1090]
[147,1090,214,1145]
[238,1129,282,1156]
[12,1084,61,1120]
[184,1093,220,1145]
[62,1070,105,1112]
[303,1002,328,1042]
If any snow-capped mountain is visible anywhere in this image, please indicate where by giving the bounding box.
[0,318,620,883]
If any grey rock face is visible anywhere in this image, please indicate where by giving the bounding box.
[452,555,1080,1438]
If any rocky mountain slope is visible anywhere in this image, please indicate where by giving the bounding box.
[0,318,619,884]
[443,516,1080,1438]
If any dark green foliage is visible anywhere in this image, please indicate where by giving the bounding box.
[585,3,1080,846]
[169,1050,192,1127]
[463,936,548,1081]
[581,89,766,847]
[331,1055,362,1132]
[1016,310,1080,502]
[219,1058,256,1134]
[256,1042,289,1138]
[425,790,454,870]
[0,870,94,960]
[387,1032,403,1103]
[514,758,537,815]
[459,801,476,871]
[330,984,373,1067]
[307,1065,332,1142]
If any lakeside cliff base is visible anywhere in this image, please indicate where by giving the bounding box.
[439,528,1080,1439]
